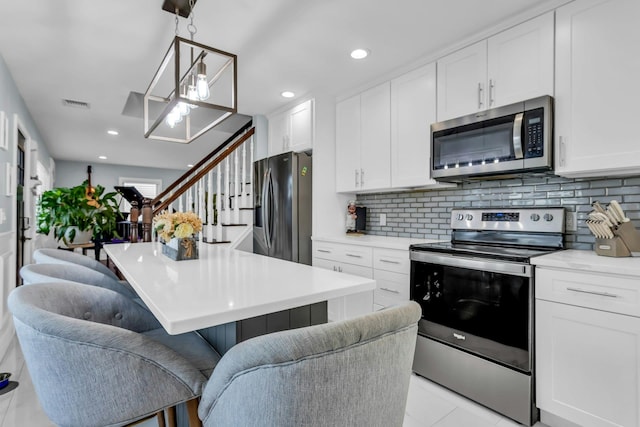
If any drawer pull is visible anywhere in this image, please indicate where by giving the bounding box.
[317,249,331,253]
[566,287,619,298]
[379,259,401,264]
[380,287,400,294]
[345,253,362,258]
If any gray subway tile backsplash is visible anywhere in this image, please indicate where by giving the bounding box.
[355,175,640,251]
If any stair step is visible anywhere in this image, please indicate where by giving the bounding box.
[204,239,231,245]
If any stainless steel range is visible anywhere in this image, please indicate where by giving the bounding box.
[410,208,565,426]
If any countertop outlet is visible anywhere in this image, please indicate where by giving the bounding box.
[380,213,387,226]
[565,211,577,232]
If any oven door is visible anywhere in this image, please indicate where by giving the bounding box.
[410,251,533,373]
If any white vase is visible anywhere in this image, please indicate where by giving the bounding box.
[60,227,93,246]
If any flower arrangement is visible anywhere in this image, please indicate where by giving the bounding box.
[153,210,203,242]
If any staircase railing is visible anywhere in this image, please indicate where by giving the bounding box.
[136,122,255,243]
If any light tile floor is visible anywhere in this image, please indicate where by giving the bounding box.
[0,333,549,427]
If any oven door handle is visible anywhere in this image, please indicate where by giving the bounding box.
[410,251,532,277]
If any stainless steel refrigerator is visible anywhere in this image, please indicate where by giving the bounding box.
[253,151,312,265]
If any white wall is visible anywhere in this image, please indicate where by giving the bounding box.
[54,160,185,195]
[0,53,55,362]
[311,92,353,238]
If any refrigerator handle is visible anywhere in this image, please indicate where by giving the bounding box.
[262,168,271,249]
[267,169,275,249]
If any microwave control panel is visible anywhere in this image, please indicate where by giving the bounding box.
[524,108,544,158]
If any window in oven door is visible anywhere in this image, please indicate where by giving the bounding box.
[411,260,531,372]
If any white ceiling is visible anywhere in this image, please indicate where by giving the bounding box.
[0,0,562,170]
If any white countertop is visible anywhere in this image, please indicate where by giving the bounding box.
[104,242,376,335]
[532,249,640,277]
[312,234,443,250]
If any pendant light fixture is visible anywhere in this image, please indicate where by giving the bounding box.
[143,0,237,143]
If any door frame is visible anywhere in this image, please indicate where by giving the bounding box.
[11,114,37,268]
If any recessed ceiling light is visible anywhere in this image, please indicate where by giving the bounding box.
[350,48,370,59]
[107,130,119,136]
[281,91,295,98]
[98,155,107,160]
[187,164,194,168]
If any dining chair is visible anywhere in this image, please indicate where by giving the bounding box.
[20,262,138,300]
[33,247,121,282]
[8,281,221,427]
[198,301,421,427]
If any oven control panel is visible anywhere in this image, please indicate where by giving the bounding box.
[451,208,565,233]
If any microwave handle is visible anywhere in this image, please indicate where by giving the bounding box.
[512,112,524,159]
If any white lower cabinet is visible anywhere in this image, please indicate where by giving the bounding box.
[536,267,640,427]
[373,248,409,311]
[313,240,411,320]
[313,242,374,322]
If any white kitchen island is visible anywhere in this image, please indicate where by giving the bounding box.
[103,241,376,336]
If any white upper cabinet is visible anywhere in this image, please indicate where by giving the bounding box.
[288,99,314,152]
[268,99,314,157]
[360,82,391,191]
[335,82,391,192]
[391,63,444,188]
[437,40,488,121]
[437,11,554,121]
[555,0,640,178]
[335,95,362,193]
[487,12,554,107]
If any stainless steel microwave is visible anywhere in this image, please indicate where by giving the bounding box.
[431,95,553,182]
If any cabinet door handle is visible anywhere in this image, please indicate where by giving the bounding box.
[488,79,495,106]
[559,136,566,167]
[355,169,359,187]
[477,82,484,109]
[317,249,331,253]
[379,259,401,264]
[566,287,619,298]
[345,253,362,258]
[361,169,364,187]
[333,266,337,271]
[338,266,342,272]
[380,287,400,294]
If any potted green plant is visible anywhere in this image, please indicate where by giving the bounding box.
[36,181,122,246]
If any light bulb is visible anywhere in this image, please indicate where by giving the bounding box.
[196,61,210,100]
[178,85,191,116]
[178,101,190,116]
[187,74,199,106]
[166,106,182,128]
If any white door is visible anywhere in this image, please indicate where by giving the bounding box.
[555,0,640,177]
[437,40,488,121]
[391,63,437,188]
[487,11,554,108]
[289,99,313,152]
[335,95,361,192]
[536,299,640,427]
[360,82,391,191]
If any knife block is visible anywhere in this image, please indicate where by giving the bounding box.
[614,221,640,255]
[594,237,631,257]
[595,222,640,257]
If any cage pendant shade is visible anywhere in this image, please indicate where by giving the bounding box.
[143,36,237,144]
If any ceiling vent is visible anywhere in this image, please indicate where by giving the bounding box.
[61,99,90,109]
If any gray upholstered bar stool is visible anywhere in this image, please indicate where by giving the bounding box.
[34,247,122,278]
[198,301,421,427]
[21,263,138,299]
[8,282,220,427]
